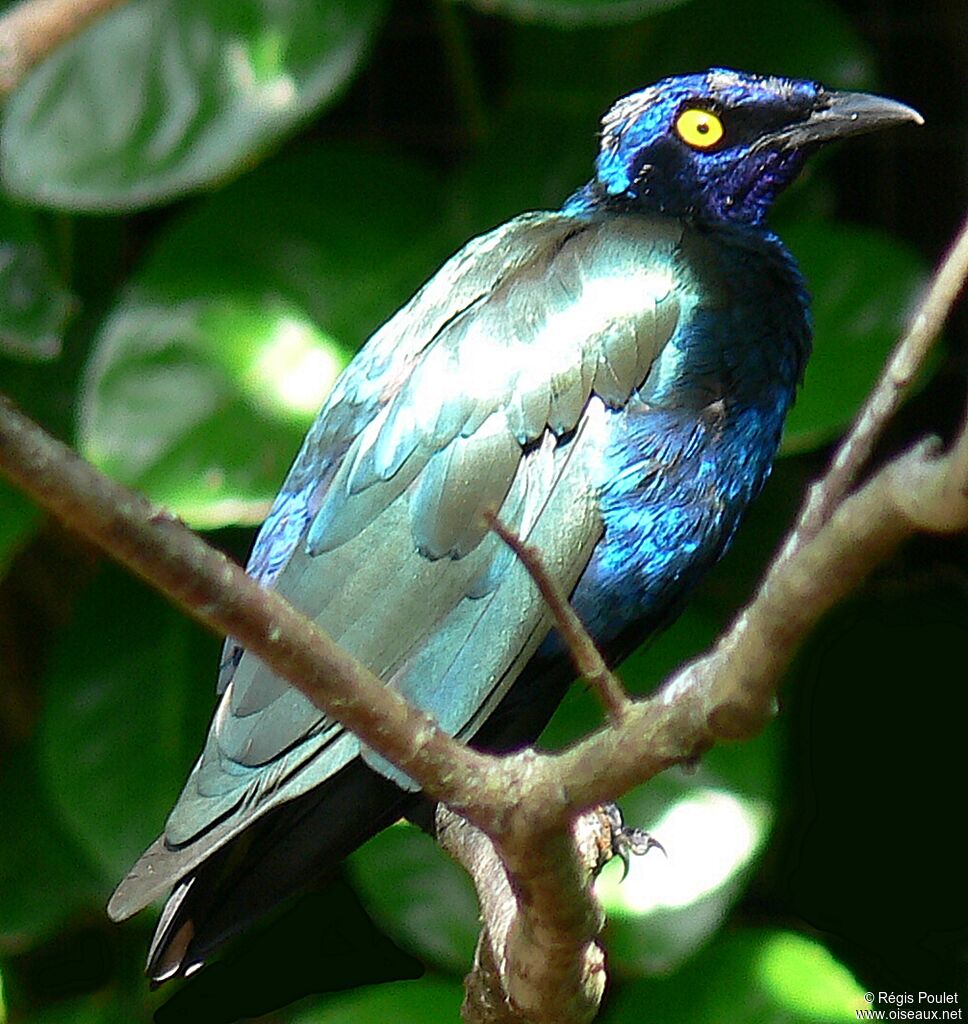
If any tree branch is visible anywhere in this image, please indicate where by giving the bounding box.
[1,212,966,1023]
[0,396,497,813]
[0,0,129,97]
[797,210,968,537]
[437,805,614,1024]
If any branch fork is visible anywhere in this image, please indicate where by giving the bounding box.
[1,206,966,1020]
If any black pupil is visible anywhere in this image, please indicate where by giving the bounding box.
[696,120,709,134]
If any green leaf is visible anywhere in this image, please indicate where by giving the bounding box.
[0,481,39,577]
[289,976,465,1024]
[0,331,90,441]
[781,222,926,453]
[0,198,73,360]
[596,723,779,977]
[449,108,597,239]
[503,20,657,129]
[758,932,869,1021]
[348,824,480,975]
[1,0,387,211]
[604,929,868,1023]
[0,749,104,952]
[457,0,692,27]
[38,566,216,881]
[78,145,450,528]
[81,296,348,527]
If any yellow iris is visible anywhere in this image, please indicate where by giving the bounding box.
[675,108,725,149]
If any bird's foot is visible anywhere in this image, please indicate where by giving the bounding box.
[602,802,665,881]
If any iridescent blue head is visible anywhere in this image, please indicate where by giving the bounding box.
[570,68,921,226]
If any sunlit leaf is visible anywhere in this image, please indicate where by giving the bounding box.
[0,198,73,360]
[596,724,779,976]
[604,929,867,1022]
[81,297,347,528]
[78,146,450,528]
[1,0,387,211]
[759,932,869,1020]
[781,222,926,452]
[289,976,465,1024]
[38,566,216,881]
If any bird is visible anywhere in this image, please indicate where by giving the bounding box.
[107,68,921,981]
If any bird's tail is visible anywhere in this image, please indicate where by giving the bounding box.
[145,758,415,982]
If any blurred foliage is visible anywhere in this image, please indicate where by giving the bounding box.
[38,566,217,881]
[0,196,73,361]
[0,483,38,573]
[77,146,451,526]
[1,0,389,211]
[603,928,869,1022]
[0,0,964,1022]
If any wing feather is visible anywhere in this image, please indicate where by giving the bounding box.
[110,211,685,920]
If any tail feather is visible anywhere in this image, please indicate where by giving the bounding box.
[147,877,198,983]
[143,758,414,982]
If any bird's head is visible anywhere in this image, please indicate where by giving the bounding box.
[581,68,921,226]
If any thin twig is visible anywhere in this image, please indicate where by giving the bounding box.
[487,512,631,724]
[797,211,968,539]
[0,0,129,96]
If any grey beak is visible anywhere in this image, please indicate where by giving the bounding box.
[769,90,923,150]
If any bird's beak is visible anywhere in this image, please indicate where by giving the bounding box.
[767,90,923,150]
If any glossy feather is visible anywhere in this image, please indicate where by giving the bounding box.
[106,68,921,980]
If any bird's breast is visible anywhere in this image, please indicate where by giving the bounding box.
[561,224,811,653]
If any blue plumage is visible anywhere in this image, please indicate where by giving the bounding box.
[108,68,921,980]
[583,70,822,222]
[569,226,811,650]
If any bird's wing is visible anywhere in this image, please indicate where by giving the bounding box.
[217,212,584,689]
[108,211,683,920]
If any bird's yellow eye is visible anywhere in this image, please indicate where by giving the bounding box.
[675,108,725,149]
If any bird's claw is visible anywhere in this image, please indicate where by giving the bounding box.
[603,803,665,881]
